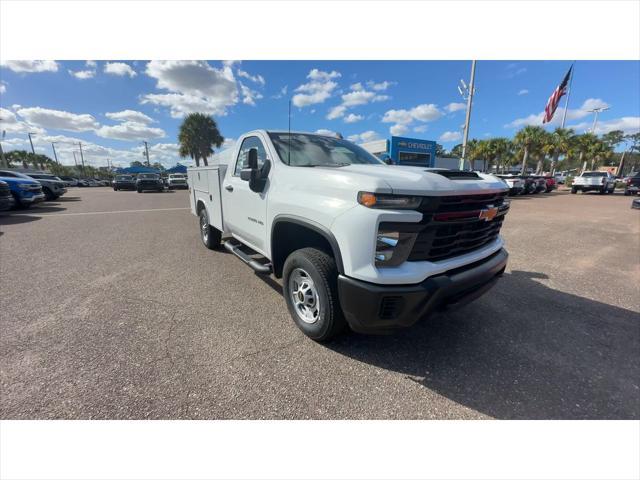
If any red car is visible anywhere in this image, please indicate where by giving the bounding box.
[543,176,557,193]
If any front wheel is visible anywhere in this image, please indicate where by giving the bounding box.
[137,188,142,193]
[571,187,577,194]
[199,208,221,249]
[282,248,346,342]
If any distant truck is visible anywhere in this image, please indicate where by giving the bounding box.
[187,130,510,341]
[166,173,188,189]
[571,171,616,194]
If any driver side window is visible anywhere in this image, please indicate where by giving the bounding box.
[234,136,267,176]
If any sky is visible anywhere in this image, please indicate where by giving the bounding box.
[0,60,638,168]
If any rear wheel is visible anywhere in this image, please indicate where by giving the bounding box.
[282,248,346,342]
[571,187,577,194]
[198,207,221,249]
[43,187,56,201]
[137,188,142,193]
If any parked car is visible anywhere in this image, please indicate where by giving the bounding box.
[533,175,556,193]
[571,171,616,194]
[554,172,568,184]
[623,172,640,195]
[531,176,547,193]
[0,172,45,208]
[496,175,524,195]
[113,174,137,191]
[20,172,68,200]
[58,176,79,187]
[166,173,188,189]
[0,180,16,211]
[520,176,537,195]
[136,173,164,193]
[188,130,510,341]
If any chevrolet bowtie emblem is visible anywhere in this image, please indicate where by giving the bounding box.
[478,207,498,222]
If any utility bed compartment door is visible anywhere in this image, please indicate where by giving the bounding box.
[188,167,224,231]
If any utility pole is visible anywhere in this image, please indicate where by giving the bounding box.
[28,132,36,154]
[143,141,150,166]
[73,151,78,167]
[78,142,86,174]
[459,60,477,170]
[51,142,59,163]
[588,106,610,133]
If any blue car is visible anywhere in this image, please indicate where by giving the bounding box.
[0,180,16,211]
[0,172,45,208]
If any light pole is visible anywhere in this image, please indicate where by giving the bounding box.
[0,130,7,168]
[51,142,59,163]
[588,106,610,133]
[28,132,37,154]
[458,60,477,170]
[142,141,150,166]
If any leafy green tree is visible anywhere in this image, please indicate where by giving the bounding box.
[514,126,546,173]
[572,133,598,172]
[544,128,575,174]
[178,113,224,167]
[450,144,463,158]
[130,161,144,168]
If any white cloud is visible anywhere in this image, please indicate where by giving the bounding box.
[568,116,640,135]
[104,62,137,77]
[439,131,462,142]
[86,60,97,68]
[0,60,58,73]
[240,83,263,106]
[292,69,340,108]
[315,129,338,137]
[390,124,409,136]
[341,89,376,107]
[105,110,155,125]
[272,85,288,99]
[505,98,611,129]
[0,107,45,134]
[518,89,529,96]
[16,107,99,132]
[382,104,442,128]
[142,61,239,117]
[444,102,466,113]
[347,130,379,143]
[413,125,428,133]
[69,69,95,80]
[367,80,394,91]
[410,104,442,122]
[237,69,265,86]
[350,82,363,91]
[382,109,414,125]
[344,113,364,123]
[327,105,347,120]
[0,81,6,94]
[96,122,166,141]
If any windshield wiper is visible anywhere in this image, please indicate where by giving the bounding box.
[298,163,350,168]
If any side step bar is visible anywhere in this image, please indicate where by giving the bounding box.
[224,241,272,274]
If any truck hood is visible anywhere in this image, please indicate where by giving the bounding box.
[334,164,507,195]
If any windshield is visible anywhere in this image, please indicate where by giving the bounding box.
[268,133,384,167]
[138,174,159,179]
[582,172,606,177]
[116,175,134,181]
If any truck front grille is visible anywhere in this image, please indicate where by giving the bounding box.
[380,191,509,263]
[0,185,10,197]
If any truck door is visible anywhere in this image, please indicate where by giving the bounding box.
[221,135,269,255]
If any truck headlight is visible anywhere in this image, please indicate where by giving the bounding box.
[375,230,417,267]
[358,192,422,210]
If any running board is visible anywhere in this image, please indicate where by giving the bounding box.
[224,241,272,274]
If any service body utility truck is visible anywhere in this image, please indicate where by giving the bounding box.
[188,131,510,341]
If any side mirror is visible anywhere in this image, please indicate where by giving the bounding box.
[240,148,270,193]
[240,148,259,182]
[384,157,394,165]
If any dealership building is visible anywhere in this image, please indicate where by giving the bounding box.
[361,136,437,167]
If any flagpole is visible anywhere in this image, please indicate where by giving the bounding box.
[560,62,575,129]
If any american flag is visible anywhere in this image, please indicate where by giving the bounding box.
[543,66,573,124]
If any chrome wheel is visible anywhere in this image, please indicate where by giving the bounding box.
[200,211,208,243]
[288,268,320,324]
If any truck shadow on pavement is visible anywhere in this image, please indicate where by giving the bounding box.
[328,270,640,420]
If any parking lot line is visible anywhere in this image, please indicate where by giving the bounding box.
[2,207,190,218]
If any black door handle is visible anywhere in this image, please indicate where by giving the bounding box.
[225,185,233,192]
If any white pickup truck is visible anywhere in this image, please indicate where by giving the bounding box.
[571,171,616,194]
[188,130,510,341]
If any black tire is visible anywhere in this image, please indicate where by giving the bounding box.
[282,247,346,342]
[599,186,607,195]
[113,187,118,191]
[137,188,142,193]
[198,207,221,250]
[571,187,577,194]
[43,187,56,201]
[624,189,631,196]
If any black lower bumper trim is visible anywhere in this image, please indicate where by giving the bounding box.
[337,249,508,333]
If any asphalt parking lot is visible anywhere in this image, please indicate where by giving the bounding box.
[1,187,638,419]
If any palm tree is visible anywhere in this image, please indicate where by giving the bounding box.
[588,138,613,170]
[573,133,598,173]
[178,113,224,167]
[489,138,512,173]
[545,127,574,174]
[514,126,546,174]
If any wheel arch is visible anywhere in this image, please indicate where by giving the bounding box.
[271,215,344,278]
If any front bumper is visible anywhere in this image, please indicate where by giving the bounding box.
[337,248,508,333]
[0,196,15,211]
[21,192,45,204]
